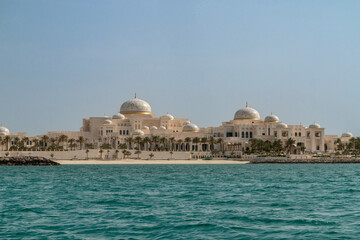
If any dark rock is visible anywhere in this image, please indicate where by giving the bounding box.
[0,156,60,166]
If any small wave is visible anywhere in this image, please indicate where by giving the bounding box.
[20,207,43,214]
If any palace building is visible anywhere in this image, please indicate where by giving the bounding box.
[0,95,355,154]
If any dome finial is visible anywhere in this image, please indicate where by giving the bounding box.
[134,92,137,99]
[246,102,248,108]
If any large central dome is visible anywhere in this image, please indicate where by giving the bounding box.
[120,94,152,115]
[234,102,260,120]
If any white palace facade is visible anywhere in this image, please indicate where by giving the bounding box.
[0,95,355,154]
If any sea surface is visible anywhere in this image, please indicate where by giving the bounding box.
[1,164,360,239]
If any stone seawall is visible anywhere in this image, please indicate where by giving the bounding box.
[0,156,60,166]
[250,157,360,164]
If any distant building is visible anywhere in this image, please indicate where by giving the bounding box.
[1,94,354,154]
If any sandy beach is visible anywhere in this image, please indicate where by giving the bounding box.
[55,159,249,164]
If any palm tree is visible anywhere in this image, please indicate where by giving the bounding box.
[349,137,357,151]
[4,136,11,151]
[125,137,134,149]
[22,137,29,149]
[149,153,154,160]
[160,137,167,150]
[13,137,20,151]
[32,138,40,151]
[169,151,173,159]
[41,135,49,150]
[135,150,141,159]
[143,137,151,151]
[125,150,132,158]
[272,140,284,154]
[134,136,142,150]
[300,146,306,154]
[122,149,128,159]
[86,149,89,159]
[77,136,85,150]
[201,137,208,151]
[151,135,159,150]
[68,138,76,150]
[184,137,191,151]
[58,135,68,150]
[208,137,216,151]
[217,138,224,151]
[177,139,183,151]
[169,137,175,151]
[192,137,200,151]
[115,149,119,159]
[285,138,296,154]
[99,149,103,159]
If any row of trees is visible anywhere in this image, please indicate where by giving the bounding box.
[335,137,360,155]
[247,138,306,155]
[6,134,360,156]
[0,135,224,152]
[0,135,86,151]
[120,136,224,152]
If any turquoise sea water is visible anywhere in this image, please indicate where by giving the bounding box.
[1,164,360,239]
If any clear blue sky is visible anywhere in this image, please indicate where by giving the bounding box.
[1,0,360,136]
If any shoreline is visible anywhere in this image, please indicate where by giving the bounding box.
[54,159,250,164]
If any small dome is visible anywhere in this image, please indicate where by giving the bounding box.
[234,103,260,120]
[276,122,288,128]
[112,113,125,119]
[104,119,112,124]
[150,126,158,130]
[162,113,174,120]
[133,130,144,136]
[183,123,200,132]
[120,95,152,115]
[264,114,280,123]
[184,120,191,125]
[342,132,353,138]
[160,126,166,130]
[0,126,10,136]
[309,123,321,128]
[142,126,149,130]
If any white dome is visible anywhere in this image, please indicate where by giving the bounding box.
[142,126,149,130]
[0,126,10,136]
[309,123,321,128]
[104,119,112,124]
[162,113,174,120]
[184,120,191,125]
[183,123,200,132]
[112,113,125,119]
[234,103,260,120]
[342,132,353,138]
[264,114,280,123]
[276,122,288,128]
[133,130,144,136]
[150,126,158,130]
[120,95,151,115]
[160,126,166,130]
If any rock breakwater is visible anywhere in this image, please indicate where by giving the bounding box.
[0,156,60,166]
[250,157,360,164]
